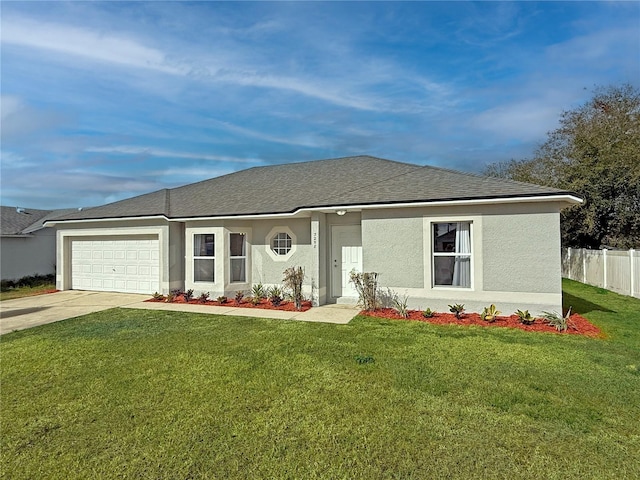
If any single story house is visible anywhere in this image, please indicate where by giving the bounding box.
[1,206,75,280]
[46,156,582,314]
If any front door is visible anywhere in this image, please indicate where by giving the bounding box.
[331,225,362,298]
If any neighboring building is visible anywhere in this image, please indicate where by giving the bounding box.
[0,206,74,280]
[46,156,582,314]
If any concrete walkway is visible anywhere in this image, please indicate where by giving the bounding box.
[0,291,359,335]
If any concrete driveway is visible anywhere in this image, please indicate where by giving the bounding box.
[0,291,358,335]
[0,291,148,335]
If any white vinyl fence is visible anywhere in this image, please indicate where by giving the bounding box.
[562,248,640,299]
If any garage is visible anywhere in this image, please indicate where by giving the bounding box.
[71,235,160,294]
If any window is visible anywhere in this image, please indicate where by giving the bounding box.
[230,233,246,283]
[432,222,471,288]
[271,232,292,255]
[266,227,296,261]
[194,234,215,282]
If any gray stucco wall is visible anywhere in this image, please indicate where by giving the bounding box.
[361,210,424,288]
[250,218,313,286]
[169,222,185,292]
[482,210,561,293]
[1,229,57,280]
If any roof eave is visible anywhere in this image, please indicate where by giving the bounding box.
[44,214,170,227]
[43,193,582,225]
[172,193,584,221]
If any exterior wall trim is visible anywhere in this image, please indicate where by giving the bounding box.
[45,194,582,226]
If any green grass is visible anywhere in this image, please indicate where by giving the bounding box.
[0,284,56,301]
[2,279,639,479]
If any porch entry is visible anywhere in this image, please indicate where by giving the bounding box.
[331,225,362,298]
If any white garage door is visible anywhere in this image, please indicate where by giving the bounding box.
[71,236,160,294]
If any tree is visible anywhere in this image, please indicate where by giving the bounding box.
[484,84,640,248]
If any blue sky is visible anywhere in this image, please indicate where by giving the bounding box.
[1,1,638,209]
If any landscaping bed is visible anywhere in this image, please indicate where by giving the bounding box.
[146,294,312,312]
[360,308,602,337]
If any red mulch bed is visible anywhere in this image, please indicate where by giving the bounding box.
[360,309,602,337]
[145,295,312,312]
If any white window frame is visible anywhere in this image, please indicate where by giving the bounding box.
[229,232,247,283]
[432,221,473,289]
[193,233,215,283]
[265,226,297,261]
[272,232,292,255]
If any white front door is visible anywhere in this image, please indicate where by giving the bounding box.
[331,225,362,298]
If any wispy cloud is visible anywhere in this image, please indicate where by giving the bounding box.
[1,14,450,114]
[207,119,324,148]
[1,16,186,75]
[85,146,263,164]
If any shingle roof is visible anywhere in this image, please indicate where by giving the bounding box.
[1,207,76,235]
[51,156,577,222]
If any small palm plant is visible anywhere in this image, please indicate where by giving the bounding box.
[268,286,283,307]
[448,303,465,320]
[541,307,573,332]
[234,290,244,304]
[422,308,435,318]
[516,309,535,325]
[252,283,266,300]
[392,292,409,318]
[480,304,501,322]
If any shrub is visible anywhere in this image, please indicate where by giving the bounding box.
[198,292,210,303]
[152,292,164,301]
[184,289,194,302]
[1,273,55,291]
[391,291,409,318]
[268,286,283,307]
[516,309,535,325]
[283,266,305,310]
[216,295,227,304]
[252,283,267,300]
[170,288,183,298]
[250,296,261,306]
[448,303,465,319]
[480,304,501,322]
[349,271,379,311]
[165,292,176,303]
[235,291,244,304]
[542,307,574,332]
[422,308,435,318]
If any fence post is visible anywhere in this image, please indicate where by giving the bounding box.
[631,249,636,297]
[603,249,607,289]
[582,248,587,284]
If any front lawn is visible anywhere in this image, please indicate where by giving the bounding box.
[2,279,639,479]
[0,284,57,302]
